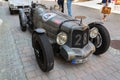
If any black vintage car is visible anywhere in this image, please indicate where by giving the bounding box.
[19,3,110,72]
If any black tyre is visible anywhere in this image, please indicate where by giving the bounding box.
[89,23,110,55]
[32,32,54,72]
[9,7,14,15]
[19,9,27,32]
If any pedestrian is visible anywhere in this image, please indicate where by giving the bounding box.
[101,0,111,21]
[67,0,72,16]
[56,0,64,12]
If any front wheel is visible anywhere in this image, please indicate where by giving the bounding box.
[89,23,110,55]
[32,32,54,72]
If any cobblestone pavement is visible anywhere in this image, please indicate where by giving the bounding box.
[0,1,120,80]
[0,7,26,80]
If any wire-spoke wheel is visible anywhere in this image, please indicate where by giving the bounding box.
[89,23,110,55]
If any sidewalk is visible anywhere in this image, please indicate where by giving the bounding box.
[72,0,120,14]
[45,0,120,14]
[0,7,27,80]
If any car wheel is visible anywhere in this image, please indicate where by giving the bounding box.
[19,10,27,32]
[89,23,110,55]
[9,7,14,15]
[32,32,54,72]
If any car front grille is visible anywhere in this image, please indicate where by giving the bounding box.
[18,6,23,8]
[24,6,29,8]
[72,29,89,48]
[18,6,29,8]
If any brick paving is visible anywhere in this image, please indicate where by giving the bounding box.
[0,8,26,80]
[0,1,120,80]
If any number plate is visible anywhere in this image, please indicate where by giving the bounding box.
[72,29,89,48]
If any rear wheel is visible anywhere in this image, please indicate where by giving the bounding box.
[32,32,54,72]
[89,23,110,55]
[19,10,27,32]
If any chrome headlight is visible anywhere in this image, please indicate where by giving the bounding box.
[13,5,18,9]
[56,32,67,45]
[90,27,98,38]
[10,4,17,9]
[13,6,17,9]
[10,4,14,8]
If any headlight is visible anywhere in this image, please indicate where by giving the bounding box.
[13,6,17,9]
[90,27,98,38]
[10,4,14,8]
[10,4,17,9]
[56,32,67,45]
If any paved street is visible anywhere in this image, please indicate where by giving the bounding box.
[0,1,120,80]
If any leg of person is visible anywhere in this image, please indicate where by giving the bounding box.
[61,0,64,12]
[57,0,61,11]
[102,14,107,21]
[58,0,64,12]
[67,0,72,16]
[102,3,107,21]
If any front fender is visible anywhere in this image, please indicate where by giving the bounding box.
[88,22,103,27]
[32,28,46,47]
[33,28,46,34]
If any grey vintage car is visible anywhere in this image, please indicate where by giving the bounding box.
[19,3,110,72]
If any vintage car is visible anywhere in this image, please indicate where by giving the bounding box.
[18,3,110,72]
[8,0,32,14]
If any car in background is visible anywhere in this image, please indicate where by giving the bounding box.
[8,0,32,14]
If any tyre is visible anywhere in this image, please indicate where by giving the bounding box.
[89,23,110,55]
[32,32,54,72]
[19,9,27,32]
[9,7,14,15]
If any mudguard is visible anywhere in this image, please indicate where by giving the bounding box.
[88,22,103,27]
[34,28,46,34]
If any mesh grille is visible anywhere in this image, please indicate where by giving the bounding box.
[72,29,89,48]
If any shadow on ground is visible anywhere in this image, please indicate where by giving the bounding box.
[110,40,120,50]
